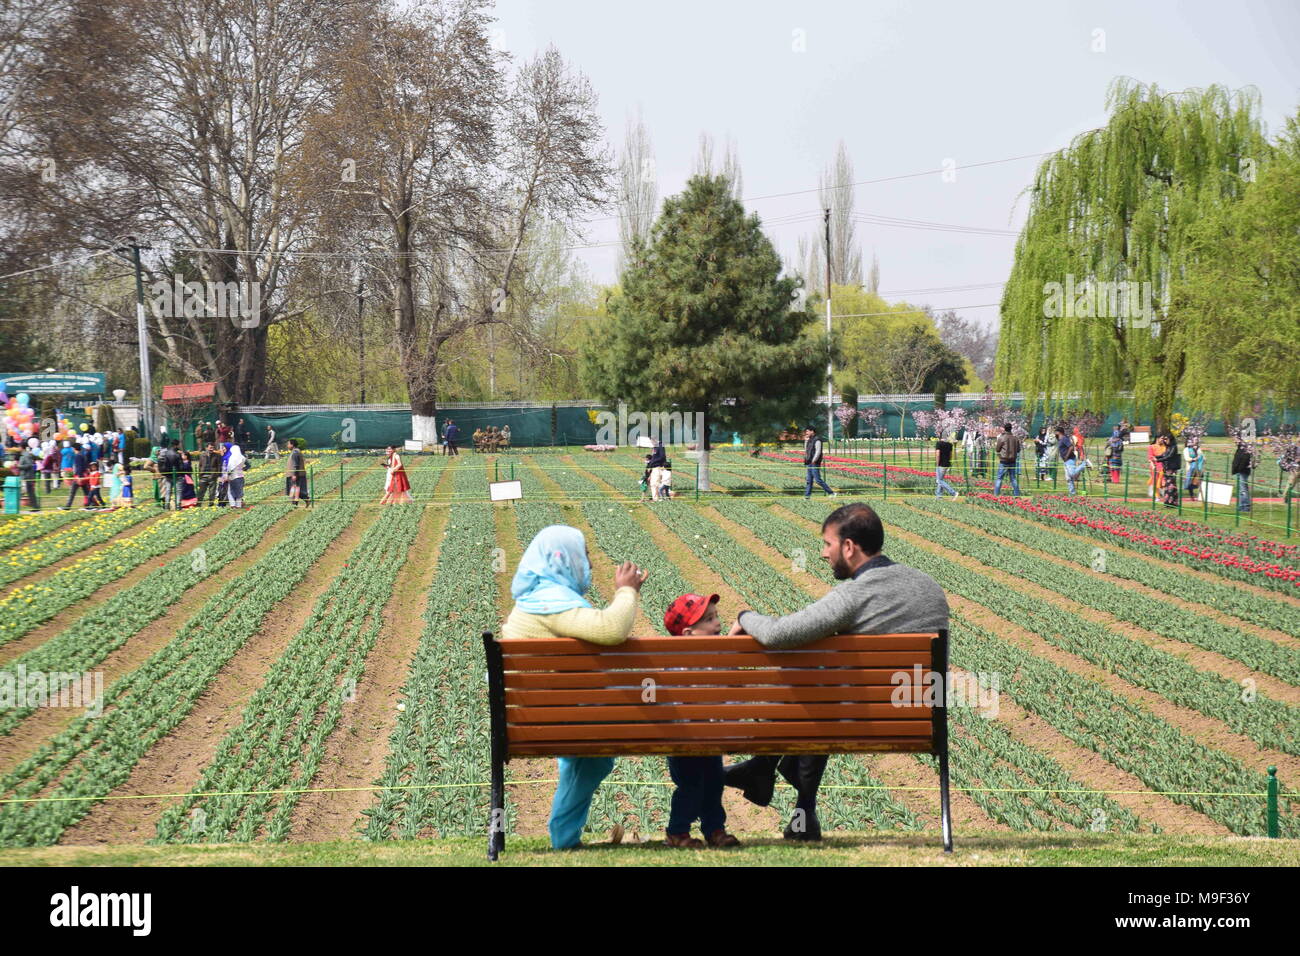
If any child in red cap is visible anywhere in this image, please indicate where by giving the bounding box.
[662,593,740,849]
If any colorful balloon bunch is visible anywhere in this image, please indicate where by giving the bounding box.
[1,391,37,445]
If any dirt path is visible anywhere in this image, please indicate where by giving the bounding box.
[0,508,304,776]
[288,503,447,842]
[876,519,1300,784]
[921,502,1299,650]
[59,506,380,846]
[969,679,1228,835]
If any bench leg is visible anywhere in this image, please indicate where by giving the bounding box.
[938,746,953,853]
[489,749,505,861]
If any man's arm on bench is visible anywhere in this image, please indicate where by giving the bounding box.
[735,587,857,649]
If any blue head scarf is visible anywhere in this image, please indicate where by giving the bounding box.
[221,441,233,468]
[511,525,593,615]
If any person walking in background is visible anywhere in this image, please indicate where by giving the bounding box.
[802,427,836,499]
[445,419,460,456]
[158,440,182,510]
[1184,440,1204,501]
[934,432,958,499]
[62,442,90,510]
[1105,426,1125,485]
[40,441,57,493]
[222,442,247,508]
[1033,428,1048,481]
[380,444,411,504]
[286,439,311,508]
[1154,432,1181,508]
[59,440,75,486]
[264,425,279,461]
[84,461,107,509]
[1057,426,1084,495]
[120,463,134,507]
[196,443,220,506]
[18,444,39,511]
[1231,440,1253,513]
[177,450,198,508]
[993,422,1022,496]
[1144,440,1158,498]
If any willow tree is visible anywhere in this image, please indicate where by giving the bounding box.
[995,79,1268,431]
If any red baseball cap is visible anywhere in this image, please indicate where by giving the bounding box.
[664,593,720,635]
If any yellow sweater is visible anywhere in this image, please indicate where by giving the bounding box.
[500,586,638,645]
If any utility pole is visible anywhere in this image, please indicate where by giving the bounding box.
[824,208,833,439]
[115,237,155,441]
[356,264,366,404]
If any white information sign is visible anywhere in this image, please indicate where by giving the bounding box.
[1202,480,1234,506]
[489,479,523,502]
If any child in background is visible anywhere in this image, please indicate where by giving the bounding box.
[120,464,134,507]
[639,453,653,501]
[107,460,122,506]
[85,462,106,509]
[662,593,741,849]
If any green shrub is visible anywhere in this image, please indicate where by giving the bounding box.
[132,437,152,459]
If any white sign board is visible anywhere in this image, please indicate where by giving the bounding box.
[489,479,523,502]
[635,435,654,449]
[404,440,424,453]
[1126,431,1150,445]
[1203,480,1234,506]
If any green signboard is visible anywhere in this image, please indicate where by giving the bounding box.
[0,372,107,395]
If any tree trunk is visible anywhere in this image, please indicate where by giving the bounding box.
[697,404,711,492]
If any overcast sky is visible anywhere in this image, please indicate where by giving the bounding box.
[491,0,1300,327]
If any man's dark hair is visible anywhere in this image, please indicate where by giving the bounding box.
[1054,426,1065,435]
[1003,422,1012,432]
[822,502,884,555]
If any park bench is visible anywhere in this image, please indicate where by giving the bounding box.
[481,630,952,860]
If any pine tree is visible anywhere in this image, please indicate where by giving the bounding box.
[582,174,830,488]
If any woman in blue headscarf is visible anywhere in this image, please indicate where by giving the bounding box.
[502,525,648,849]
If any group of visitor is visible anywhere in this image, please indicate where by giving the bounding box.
[472,425,511,453]
[501,502,950,850]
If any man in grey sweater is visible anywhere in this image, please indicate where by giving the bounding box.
[725,502,949,840]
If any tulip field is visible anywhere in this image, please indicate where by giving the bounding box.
[0,447,1296,855]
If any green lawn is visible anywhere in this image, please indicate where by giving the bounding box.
[2,832,1296,867]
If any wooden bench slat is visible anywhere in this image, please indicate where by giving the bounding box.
[506,738,937,756]
[502,651,931,671]
[507,719,934,742]
[497,634,937,654]
[505,686,903,705]
[502,668,923,689]
[506,702,930,722]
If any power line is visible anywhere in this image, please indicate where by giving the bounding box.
[0,250,115,283]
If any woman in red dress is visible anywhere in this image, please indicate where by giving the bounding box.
[381,445,413,504]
